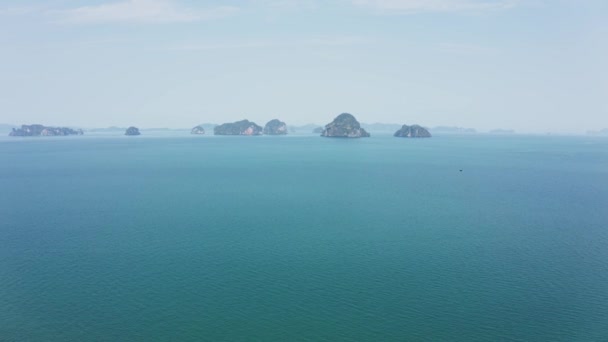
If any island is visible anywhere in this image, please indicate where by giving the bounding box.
[9,124,83,136]
[125,127,141,136]
[87,126,126,133]
[288,124,321,133]
[587,128,608,136]
[394,124,432,138]
[361,123,402,133]
[490,129,515,134]
[191,125,205,135]
[214,120,263,136]
[312,126,323,134]
[320,113,370,138]
[263,119,288,135]
[432,126,476,134]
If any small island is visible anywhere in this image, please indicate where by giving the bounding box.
[394,124,431,138]
[263,119,288,135]
[191,125,205,135]
[312,126,323,134]
[125,127,141,136]
[321,113,370,138]
[9,124,83,137]
[214,120,263,136]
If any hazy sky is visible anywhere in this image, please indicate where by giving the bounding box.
[0,0,606,132]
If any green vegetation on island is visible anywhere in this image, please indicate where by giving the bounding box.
[321,113,370,138]
[214,120,263,136]
[125,127,141,136]
[263,119,288,135]
[191,125,205,135]
[9,124,83,137]
[394,124,432,138]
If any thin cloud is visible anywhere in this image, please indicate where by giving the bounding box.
[306,36,371,46]
[170,35,370,51]
[352,0,520,13]
[0,5,49,16]
[255,0,320,10]
[171,42,275,51]
[54,0,239,24]
[437,42,497,55]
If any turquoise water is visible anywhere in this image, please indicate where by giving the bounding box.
[1,134,607,341]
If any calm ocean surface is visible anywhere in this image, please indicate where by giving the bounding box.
[1,133,607,341]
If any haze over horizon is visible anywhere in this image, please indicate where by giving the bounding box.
[1,0,606,134]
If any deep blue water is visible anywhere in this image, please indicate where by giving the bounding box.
[1,134,607,341]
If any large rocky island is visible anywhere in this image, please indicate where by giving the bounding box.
[214,120,263,136]
[394,124,432,138]
[9,124,83,136]
[263,119,288,135]
[125,127,141,136]
[321,113,370,138]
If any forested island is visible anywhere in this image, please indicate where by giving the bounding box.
[191,125,205,135]
[321,113,370,138]
[214,120,263,135]
[9,124,83,136]
[125,127,141,136]
[6,115,441,140]
[394,125,432,138]
[263,119,288,135]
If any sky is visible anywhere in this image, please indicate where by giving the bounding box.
[0,0,606,133]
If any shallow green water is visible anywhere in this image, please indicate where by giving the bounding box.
[1,134,607,341]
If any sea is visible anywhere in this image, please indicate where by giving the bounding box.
[1,133,607,341]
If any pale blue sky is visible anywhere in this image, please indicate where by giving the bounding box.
[0,0,606,132]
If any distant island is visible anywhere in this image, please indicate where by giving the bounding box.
[288,124,322,133]
[263,119,288,135]
[312,126,323,134]
[321,113,370,138]
[361,123,402,132]
[9,124,83,137]
[191,125,205,135]
[214,120,263,136]
[432,126,477,134]
[587,128,608,136]
[490,129,515,134]
[394,124,432,138]
[125,127,141,136]
[87,126,126,133]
